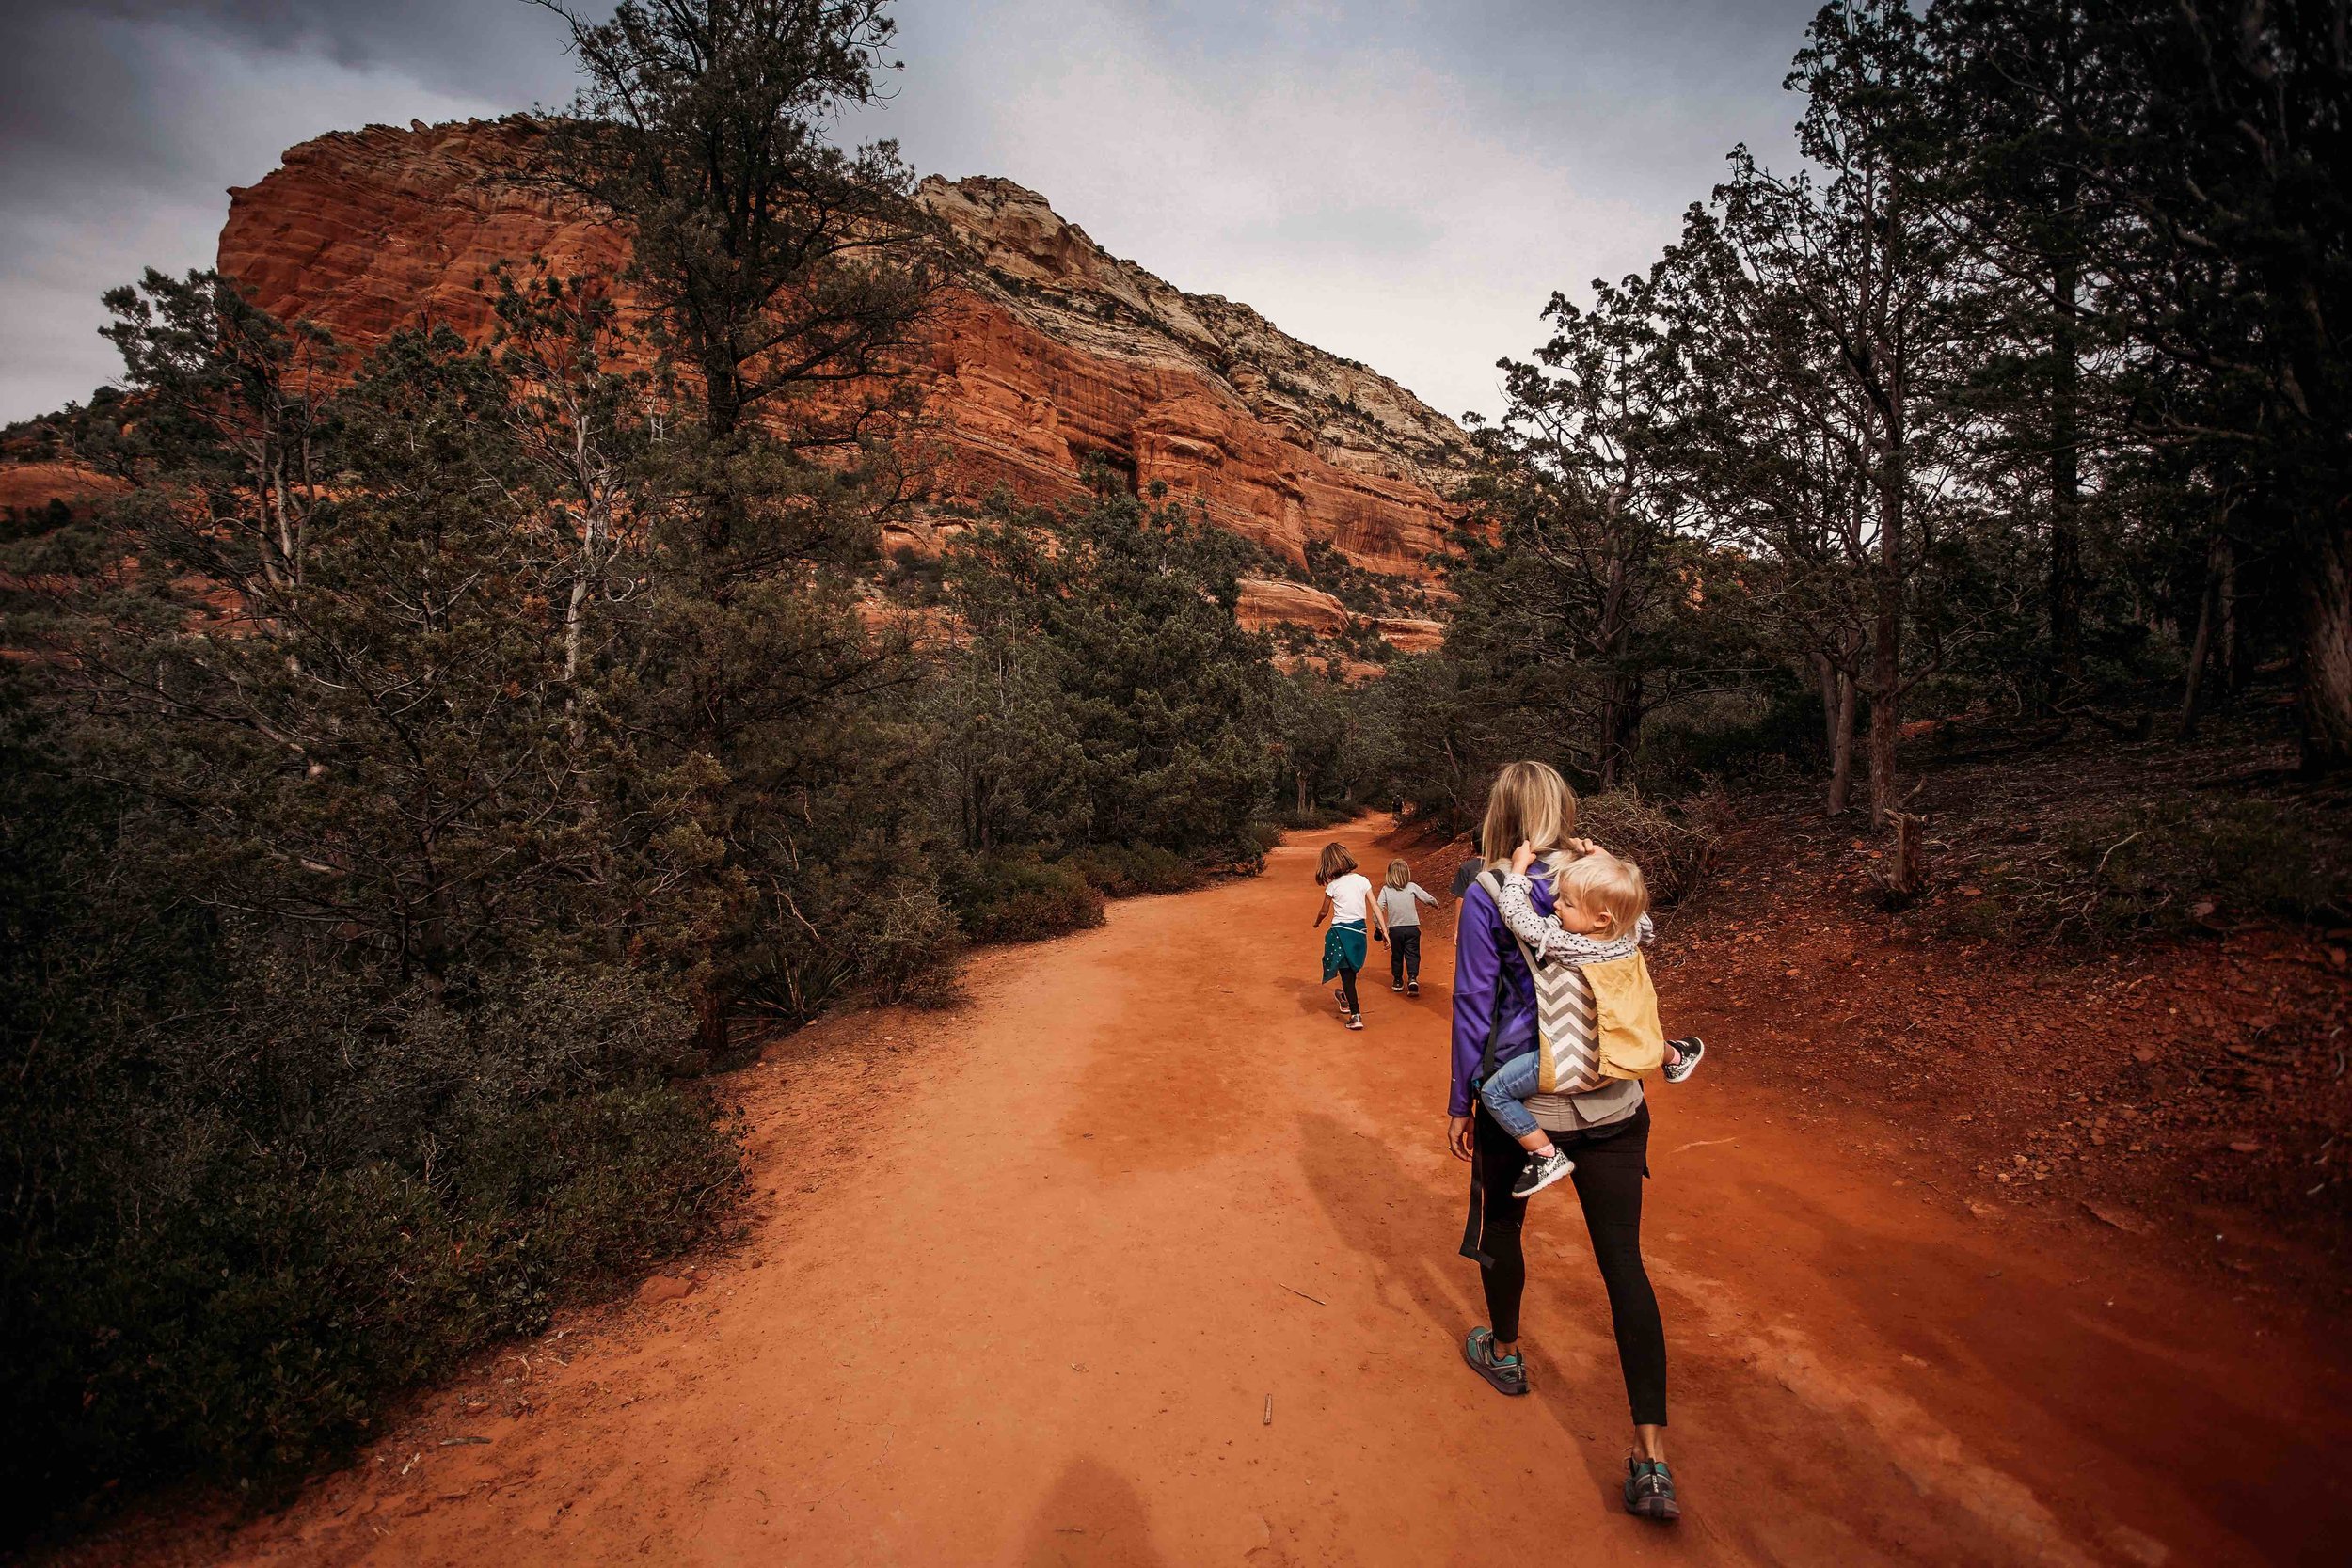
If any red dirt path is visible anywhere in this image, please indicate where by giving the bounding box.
[122,817,2352,1566]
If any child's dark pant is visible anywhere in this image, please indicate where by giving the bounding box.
[1389,927,1422,986]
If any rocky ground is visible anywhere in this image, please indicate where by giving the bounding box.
[1656,707,2352,1314]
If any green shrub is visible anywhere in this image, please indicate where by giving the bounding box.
[1635,685,1822,795]
[1961,793,2351,942]
[947,850,1106,943]
[1577,790,1721,907]
[1066,843,1205,897]
[1,951,738,1533]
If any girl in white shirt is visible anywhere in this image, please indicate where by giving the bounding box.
[1376,859,1439,997]
[1312,843,1383,1030]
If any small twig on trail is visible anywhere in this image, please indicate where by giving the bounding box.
[1673,1137,1738,1155]
[438,1436,490,1447]
[1279,1283,1326,1307]
[1263,1395,1273,1426]
[2091,831,2143,879]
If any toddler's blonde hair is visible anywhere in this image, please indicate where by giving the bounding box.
[1559,851,1649,938]
[1385,858,1411,890]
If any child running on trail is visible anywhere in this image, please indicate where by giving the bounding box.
[1313,843,1384,1031]
[1377,859,1438,997]
[1479,842,1706,1198]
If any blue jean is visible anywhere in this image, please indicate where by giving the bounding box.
[1478,1049,1545,1141]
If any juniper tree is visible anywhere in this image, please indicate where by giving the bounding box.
[1458,271,1717,792]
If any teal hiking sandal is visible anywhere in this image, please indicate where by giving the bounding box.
[1623,1455,1680,1521]
[1461,1327,1528,1397]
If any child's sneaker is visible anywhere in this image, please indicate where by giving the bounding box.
[1407,980,1420,997]
[1510,1148,1575,1197]
[1662,1037,1706,1084]
[1391,979,1406,992]
[1346,1013,1365,1031]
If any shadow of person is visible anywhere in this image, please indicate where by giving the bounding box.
[1280,975,1346,1020]
[1293,1110,1635,1509]
[1015,1457,1174,1567]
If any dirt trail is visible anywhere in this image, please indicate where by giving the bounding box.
[168,819,2351,1566]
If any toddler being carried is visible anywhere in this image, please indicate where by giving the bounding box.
[1477,842,1706,1199]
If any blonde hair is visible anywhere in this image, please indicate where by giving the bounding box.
[1479,760,1579,879]
[1385,858,1411,890]
[1559,851,1649,939]
[1315,842,1358,884]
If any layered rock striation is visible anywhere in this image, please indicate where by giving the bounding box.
[211,118,1465,638]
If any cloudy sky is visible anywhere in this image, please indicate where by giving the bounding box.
[0,0,1823,426]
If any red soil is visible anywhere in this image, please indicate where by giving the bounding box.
[86,817,2352,1566]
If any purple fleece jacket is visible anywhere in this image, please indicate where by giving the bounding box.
[1448,870,1549,1117]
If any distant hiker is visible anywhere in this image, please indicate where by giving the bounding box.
[1449,759,1681,1522]
[1313,842,1382,1031]
[1449,832,1484,900]
[1481,841,1706,1199]
[1377,859,1438,997]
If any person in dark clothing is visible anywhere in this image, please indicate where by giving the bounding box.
[1449,837,1485,900]
[1448,760,1680,1522]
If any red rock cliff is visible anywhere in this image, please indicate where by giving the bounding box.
[215,118,1469,583]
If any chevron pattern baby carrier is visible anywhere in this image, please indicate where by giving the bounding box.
[1483,870,1666,1091]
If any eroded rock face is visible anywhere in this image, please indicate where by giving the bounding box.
[1234,578,1352,638]
[214,119,1469,589]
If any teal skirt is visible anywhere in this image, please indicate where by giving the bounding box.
[1322,920,1367,981]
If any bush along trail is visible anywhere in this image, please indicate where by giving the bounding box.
[76,816,2352,1568]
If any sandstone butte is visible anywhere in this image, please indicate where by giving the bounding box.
[199,117,1467,654]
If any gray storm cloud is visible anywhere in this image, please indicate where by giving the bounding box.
[0,0,1817,424]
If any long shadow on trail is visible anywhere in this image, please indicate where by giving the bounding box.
[1292,1110,2130,1565]
[1717,1165,2352,1566]
[1279,976,1346,1021]
[1292,1111,1643,1515]
[1016,1456,1174,1567]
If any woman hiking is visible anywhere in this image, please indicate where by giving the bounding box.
[1312,841,1382,1031]
[1448,760,1680,1521]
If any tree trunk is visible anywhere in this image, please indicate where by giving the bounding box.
[2177,534,2221,739]
[2047,254,2084,704]
[2298,518,2352,774]
[2219,534,2248,695]
[1815,651,1840,758]
[694,987,730,1060]
[1827,666,1858,816]
[2045,70,2085,706]
[703,349,744,440]
[1867,468,1904,828]
[1887,811,1926,900]
[1597,672,1643,794]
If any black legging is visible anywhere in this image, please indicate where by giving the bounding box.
[1334,964,1360,1013]
[1469,1099,1667,1427]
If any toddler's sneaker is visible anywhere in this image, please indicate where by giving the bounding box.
[1510,1148,1575,1198]
[1407,980,1420,997]
[1391,979,1406,992]
[1662,1037,1706,1084]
